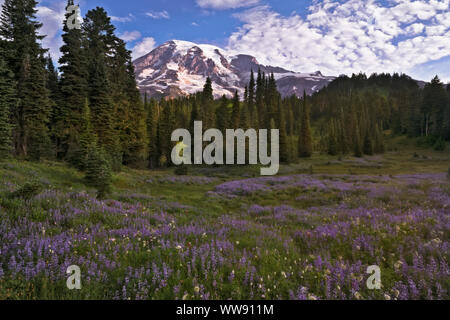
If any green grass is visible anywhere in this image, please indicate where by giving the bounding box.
[0,136,448,300]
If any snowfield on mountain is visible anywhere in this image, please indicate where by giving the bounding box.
[133,40,335,99]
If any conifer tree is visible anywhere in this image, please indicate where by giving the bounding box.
[422,76,447,137]
[58,0,89,159]
[216,95,230,133]
[231,91,240,128]
[298,91,313,158]
[45,55,59,103]
[353,124,363,158]
[239,86,250,129]
[0,0,52,159]
[278,99,289,163]
[70,99,97,170]
[240,101,250,130]
[327,120,338,156]
[157,102,175,167]
[363,131,373,155]
[188,100,200,164]
[146,95,158,169]
[256,69,265,129]
[374,124,385,154]
[85,147,112,199]
[20,52,52,160]
[83,8,120,168]
[121,48,148,165]
[0,50,15,159]
[248,70,256,127]
[265,74,278,129]
[201,77,214,129]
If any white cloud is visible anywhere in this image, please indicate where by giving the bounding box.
[110,14,134,23]
[196,0,259,10]
[226,0,450,80]
[146,10,170,19]
[119,31,141,42]
[131,37,156,60]
[405,23,425,35]
[36,4,66,62]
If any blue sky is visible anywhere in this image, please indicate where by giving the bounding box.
[6,0,449,82]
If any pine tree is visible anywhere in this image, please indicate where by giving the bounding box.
[69,99,97,170]
[216,95,230,133]
[255,69,265,129]
[146,95,158,169]
[353,124,363,158]
[278,99,289,163]
[45,55,61,158]
[265,74,278,129]
[298,91,313,158]
[188,99,199,164]
[422,76,447,137]
[85,146,112,199]
[327,120,338,156]
[374,124,385,154]
[157,101,175,167]
[121,47,148,166]
[363,131,373,155]
[83,8,120,168]
[231,90,240,128]
[58,0,89,159]
[248,70,256,128]
[21,53,52,160]
[45,55,59,103]
[0,50,15,159]
[201,77,214,129]
[0,0,52,160]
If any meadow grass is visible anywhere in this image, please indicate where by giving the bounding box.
[0,140,449,300]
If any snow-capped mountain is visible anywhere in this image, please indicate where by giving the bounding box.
[133,40,335,99]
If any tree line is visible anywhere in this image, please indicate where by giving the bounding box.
[309,73,450,155]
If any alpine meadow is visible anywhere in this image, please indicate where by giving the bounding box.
[0,0,449,304]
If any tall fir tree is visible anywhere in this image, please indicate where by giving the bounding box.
[0,0,52,160]
[146,95,158,169]
[201,77,214,129]
[83,7,120,169]
[0,49,15,159]
[58,0,89,160]
[248,70,256,128]
[216,95,230,133]
[327,120,338,156]
[231,90,240,128]
[363,131,373,155]
[277,99,290,163]
[298,91,313,158]
[353,124,363,158]
[71,99,98,170]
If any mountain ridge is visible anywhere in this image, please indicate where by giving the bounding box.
[133,40,335,99]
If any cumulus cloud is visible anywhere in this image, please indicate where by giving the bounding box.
[226,0,450,80]
[131,37,156,60]
[119,31,141,42]
[196,0,260,10]
[146,10,170,19]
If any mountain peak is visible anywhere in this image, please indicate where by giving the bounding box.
[134,40,335,99]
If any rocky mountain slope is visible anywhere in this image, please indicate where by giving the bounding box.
[133,40,335,99]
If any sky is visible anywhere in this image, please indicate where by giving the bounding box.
[1,0,449,82]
